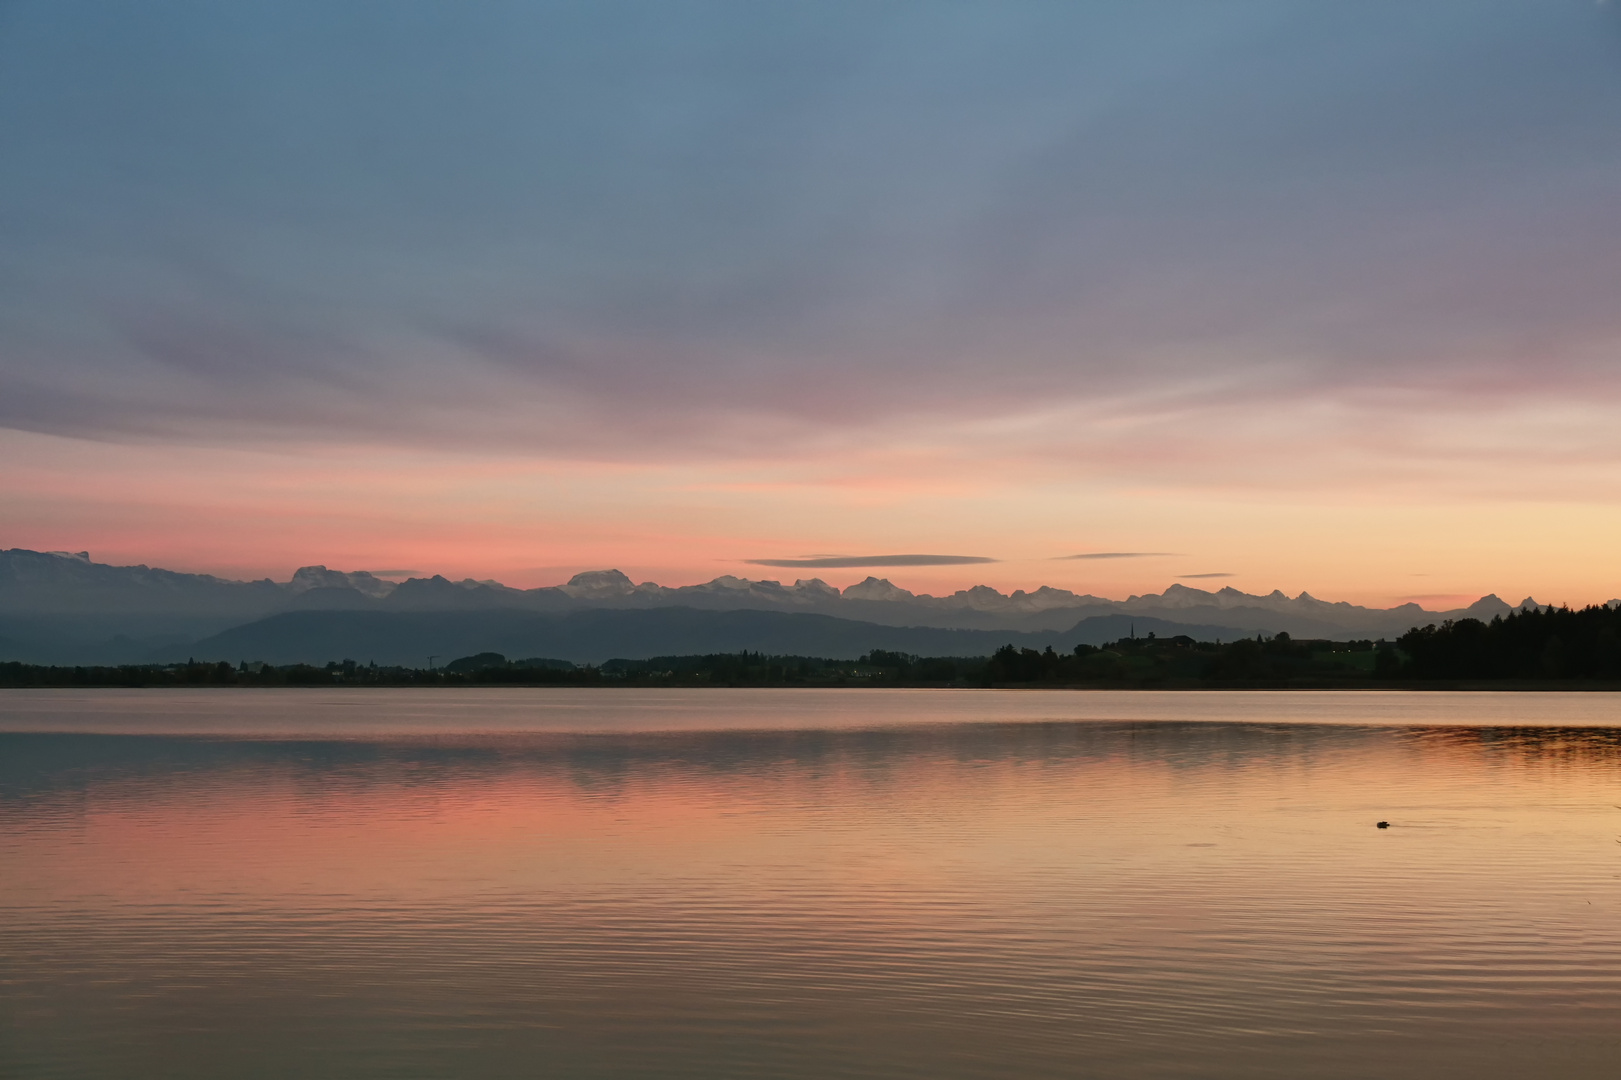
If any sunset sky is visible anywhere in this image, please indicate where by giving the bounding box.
[4,1,1621,607]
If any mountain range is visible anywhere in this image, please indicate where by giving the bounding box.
[0,548,1567,666]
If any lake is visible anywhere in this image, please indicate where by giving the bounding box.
[4,689,1620,1078]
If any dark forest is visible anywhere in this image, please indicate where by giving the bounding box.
[5,603,1619,689]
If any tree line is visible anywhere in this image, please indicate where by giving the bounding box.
[4,605,1619,688]
[1394,602,1621,681]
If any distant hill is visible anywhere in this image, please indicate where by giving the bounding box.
[1,546,1548,664]
[183,607,1252,667]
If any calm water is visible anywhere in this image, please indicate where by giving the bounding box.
[3,690,1621,1079]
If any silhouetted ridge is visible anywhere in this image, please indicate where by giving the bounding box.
[182,607,1249,666]
[0,547,1537,665]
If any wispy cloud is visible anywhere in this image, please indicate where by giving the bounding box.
[3,1,1617,474]
[3,3,1619,601]
[745,554,997,568]
[1180,572,1235,579]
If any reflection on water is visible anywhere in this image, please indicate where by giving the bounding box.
[3,692,1621,1079]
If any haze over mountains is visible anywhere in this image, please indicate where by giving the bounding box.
[1,548,1558,667]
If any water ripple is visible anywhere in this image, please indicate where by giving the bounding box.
[3,691,1621,1078]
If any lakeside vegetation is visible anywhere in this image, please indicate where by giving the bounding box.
[4,604,1620,688]
[1396,602,1621,680]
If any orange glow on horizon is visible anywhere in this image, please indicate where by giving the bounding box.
[4,425,1621,609]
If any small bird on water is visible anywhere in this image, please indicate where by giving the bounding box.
[1376,821,1390,829]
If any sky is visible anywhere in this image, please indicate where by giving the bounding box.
[3,1,1621,606]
